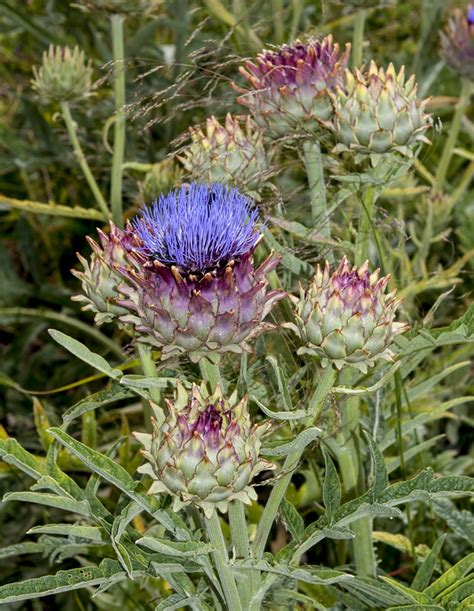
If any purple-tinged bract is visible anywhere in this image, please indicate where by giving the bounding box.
[134,383,274,517]
[234,36,350,137]
[440,4,474,80]
[285,257,408,373]
[72,182,285,362]
[132,183,260,273]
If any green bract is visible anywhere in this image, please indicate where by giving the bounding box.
[286,257,408,373]
[32,45,93,103]
[72,224,131,325]
[329,61,431,166]
[179,114,273,193]
[134,383,274,518]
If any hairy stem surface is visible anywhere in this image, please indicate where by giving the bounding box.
[60,102,110,219]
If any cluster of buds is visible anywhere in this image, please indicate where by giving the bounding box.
[179,114,273,193]
[135,384,274,518]
[440,4,474,80]
[32,45,93,103]
[329,62,431,167]
[286,257,408,373]
[73,182,285,363]
[235,36,351,137]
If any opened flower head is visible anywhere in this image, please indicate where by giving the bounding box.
[73,181,285,362]
[132,182,260,274]
[235,35,350,137]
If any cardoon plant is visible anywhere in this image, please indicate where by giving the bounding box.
[2,6,474,611]
[74,182,285,362]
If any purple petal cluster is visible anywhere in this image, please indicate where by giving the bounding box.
[235,35,350,136]
[241,37,349,91]
[132,182,260,273]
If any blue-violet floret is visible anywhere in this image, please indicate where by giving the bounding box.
[132,182,260,273]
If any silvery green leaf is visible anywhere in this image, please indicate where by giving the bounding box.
[27,524,104,542]
[3,491,91,517]
[48,329,122,378]
[279,498,304,543]
[62,385,133,425]
[322,447,341,524]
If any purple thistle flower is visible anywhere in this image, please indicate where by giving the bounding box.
[73,182,285,362]
[132,182,260,274]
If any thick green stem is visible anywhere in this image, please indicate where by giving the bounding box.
[337,447,376,577]
[205,512,243,611]
[435,79,472,191]
[352,9,367,69]
[302,141,332,249]
[333,378,376,577]
[253,374,335,560]
[110,14,126,228]
[308,366,336,422]
[137,344,164,427]
[228,501,255,605]
[60,102,110,219]
[354,187,376,265]
[199,358,222,392]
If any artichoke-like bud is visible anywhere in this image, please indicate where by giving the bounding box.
[330,61,431,166]
[117,183,285,362]
[140,158,184,203]
[440,5,474,80]
[32,46,93,103]
[179,114,273,192]
[73,182,285,361]
[71,224,135,325]
[134,383,274,517]
[286,257,408,373]
[234,36,351,138]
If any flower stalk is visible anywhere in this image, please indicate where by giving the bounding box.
[228,500,254,605]
[136,343,164,427]
[435,79,472,191]
[205,512,243,611]
[60,101,110,219]
[352,9,367,68]
[354,186,376,265]
[333,386,377,577]
[302,141,332,250]
[110,14,126,228]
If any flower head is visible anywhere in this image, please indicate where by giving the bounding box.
[235,36,350,137]
[440,5,474,80]
[132,183,260,274]
[134,383,274,517]
[179,114,273,194]
[330,61,431,166]
[73,182,285,362]
[286,257,408,373]
[32,45,93,103]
